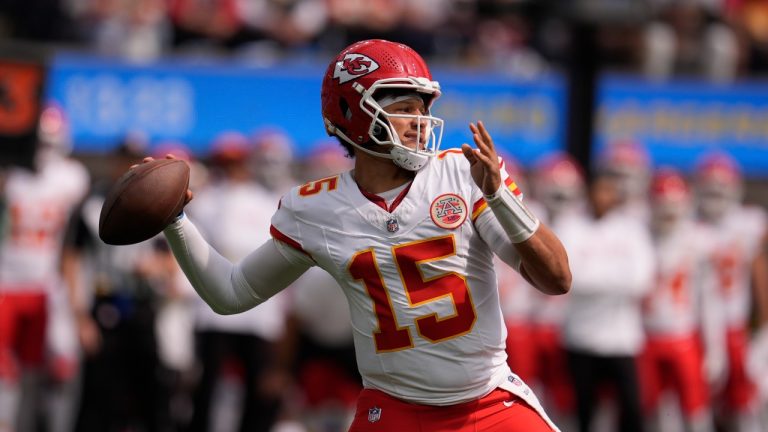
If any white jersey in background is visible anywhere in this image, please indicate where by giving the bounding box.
[290,266,353,347]
[644,221,718,337]
[188,180,287,340]
[0,159,89,290]
[496,255,534,325]
[705,206,767,329]
[271,150,543,409]
[558,210,656,356]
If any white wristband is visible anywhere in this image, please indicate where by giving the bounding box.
[483,184,540,243]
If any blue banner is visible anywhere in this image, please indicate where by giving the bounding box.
[46,54,566,165]
[595,75,768,176]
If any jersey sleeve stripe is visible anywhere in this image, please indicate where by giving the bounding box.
[269,225,311,257]
[471,178,522,222]
[438,149,464,159]
[471,200,488,221]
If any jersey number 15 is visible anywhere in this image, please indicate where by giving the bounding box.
[349,235,477,353]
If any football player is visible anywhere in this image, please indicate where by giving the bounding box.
[0,103,89,432]
[694,152,768,432]
[640,168,724,432]
[161,39,571,431]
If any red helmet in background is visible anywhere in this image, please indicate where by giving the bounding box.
[596,139,651,174]
[650,167,690,203]
[38,102,72,155]
[532,152,585,217]
[694,151,742,188]
[209,131,251,165]
[152,141,193,162]
[535,152,585,190]
[303,140,353,181]
[321,39,443,171]
[650,167,691,234]
[693,151,743,221]
[595,139,652,203]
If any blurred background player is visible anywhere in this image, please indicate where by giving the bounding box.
[527,151,586,430]
[0,102,89,432]
[249,128,298,196]
[594,139,653,222]
[693,151,768,432]
[639,168,724,432]
[62,135,174,432]
[559,173,655,432]
[280,138,359,432]
[184,131,291,432]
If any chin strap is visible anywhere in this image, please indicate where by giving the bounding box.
[484,184,540,243]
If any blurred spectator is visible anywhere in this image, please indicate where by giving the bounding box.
[470,8,548,78]
[68,0,170,61]
[639,168,723,432]
[0,103,89,432]
[559,173,655,432]
[169,0,245,50]
[63,135,174,432]
[728,0,768,74]
[642,1,739,81]
[0,0,77,41]
[184,131,289,432]
[693,151,768,432]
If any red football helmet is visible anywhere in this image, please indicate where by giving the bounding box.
[321,39,443,171]
[693,151,743,220]
[694,151,742,188]
[38,102,72,155]
[650,167,691,234]
[532,152,585,216]
[650,167,689,203]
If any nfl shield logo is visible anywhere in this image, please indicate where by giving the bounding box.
[368,406,382,423]
[386,217,399,233]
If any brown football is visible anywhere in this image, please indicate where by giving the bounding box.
[99,158,190,245]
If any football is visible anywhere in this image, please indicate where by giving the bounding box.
[99,158,190,245]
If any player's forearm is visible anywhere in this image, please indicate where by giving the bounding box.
[515,224,571,295]
[163,215,305,314]
[483,185,570,294]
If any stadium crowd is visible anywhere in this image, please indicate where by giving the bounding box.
[1,0,768,79]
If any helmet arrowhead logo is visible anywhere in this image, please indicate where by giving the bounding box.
[333,53,379,84]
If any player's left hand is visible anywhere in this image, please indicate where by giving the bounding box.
[461,121,501,195]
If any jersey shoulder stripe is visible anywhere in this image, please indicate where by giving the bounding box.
[269,225,312,258]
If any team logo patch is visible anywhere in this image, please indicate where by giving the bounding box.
[333,53,379,84]
[430,194,468,230]
[368,406,382,423]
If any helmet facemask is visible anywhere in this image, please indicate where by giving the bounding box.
[352,77,444,171]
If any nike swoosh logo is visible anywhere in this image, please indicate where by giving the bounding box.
[503,400,516,408]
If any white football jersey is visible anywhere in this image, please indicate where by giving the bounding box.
[0,158,89,291]
[705,206,767,328]
[270,150,529,406]
[643,221,717,337]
